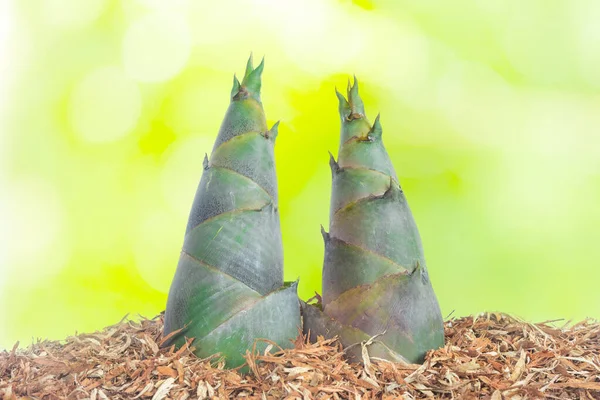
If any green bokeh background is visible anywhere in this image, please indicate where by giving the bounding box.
[1,0,599,349]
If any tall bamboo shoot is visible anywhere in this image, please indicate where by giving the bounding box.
[302,78,444,364]
[163,56,301,369]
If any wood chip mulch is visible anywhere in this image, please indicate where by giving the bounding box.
[0,312,599,399]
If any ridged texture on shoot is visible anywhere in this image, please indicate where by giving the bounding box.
[163,56,300,369]
[302,78,444,364]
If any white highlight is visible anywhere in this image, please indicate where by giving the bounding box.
[160,136,214,218]
[41,0,108,29]
[2,178,69,282]
[0,0,16,350]
[134,0,191,10]
[574,0,600,88]
[69,66,142,143]
[122,11,192,83]
[134,210,181,293]
[264,0,365,76]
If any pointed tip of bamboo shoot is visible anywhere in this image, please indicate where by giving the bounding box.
[347,75,365,117]
[267,121,280,142]
[320,225,330,244]
[237,53,264,101]
[328,151,340,175]
[258,55,265,71]
[383,176,403,201]
[336,87,351,121]
[368,113,382,141]
[203,153,209,170]
[245,52,254,77]
[252,56,265,80]
[336,75,366,122]
[287,279,299,290]
[414,261,430,284]
[259,201,276,214]
[231,74,241,99]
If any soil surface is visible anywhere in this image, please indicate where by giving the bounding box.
[1,312,599,399]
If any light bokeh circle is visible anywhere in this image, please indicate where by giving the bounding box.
[69,66,142,143]
[134,0,190,10]
[134,210,181,293]
[122,12,192,83]
[41,0,108,29]
[3,178,70,282]
[270,0,365,76]
[160,135,214,218]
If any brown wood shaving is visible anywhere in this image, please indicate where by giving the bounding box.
[1,312,599,399]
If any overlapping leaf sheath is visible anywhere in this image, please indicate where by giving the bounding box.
[302,79,444,364]
[163,57,300,369]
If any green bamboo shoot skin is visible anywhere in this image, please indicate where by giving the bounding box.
[302,78,444,364]
[163,56,301,369]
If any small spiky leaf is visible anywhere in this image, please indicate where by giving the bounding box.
[164,56,301,369]
[302,77,444,364]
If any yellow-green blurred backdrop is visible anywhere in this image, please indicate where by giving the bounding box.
[1,0,599,350]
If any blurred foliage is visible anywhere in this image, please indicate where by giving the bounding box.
[1,0,599,349]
